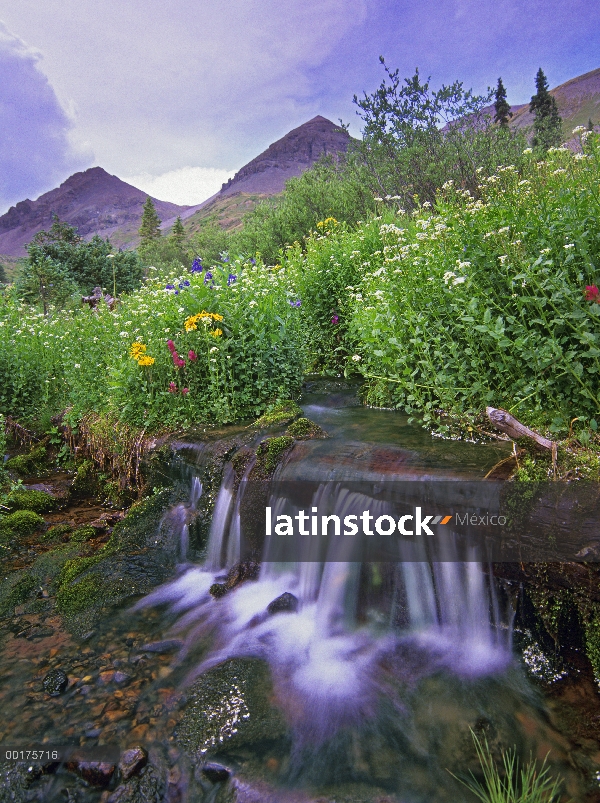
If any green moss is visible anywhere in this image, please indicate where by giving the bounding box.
[515,453,552,482]
[5,489,58,513]
[584,608,600,681]
[39,523,72,543]
[56,575,104,615]
[30,542,82,585]
[5,443,48,476]
[0,509,45,538]
[287,417,327,440]
[57,553,105,588]
[105,488,171,552]
[251,401,302,429]
[70,525,96,542]
[69,459,98,497]
[254,436,294,477]
[0,573,37,615]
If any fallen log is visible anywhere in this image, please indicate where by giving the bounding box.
[486,407,554,451]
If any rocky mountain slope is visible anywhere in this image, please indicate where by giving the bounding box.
[0,167,193,258]
[509,66,600,136]
[0,116,350,258]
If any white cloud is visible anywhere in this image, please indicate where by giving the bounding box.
[123,166,234,206]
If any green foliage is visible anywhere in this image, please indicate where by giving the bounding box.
[70,525,96,542]
[0,509,45,538]
[171,215,185,247]
[494,78,512,128]
[255,435,294,475]
[5,488,57,513]
[236,155,375,264]
[16,216,143,305]
[56,574,104,615]
[190,221,233,266]
[321,136,600,430]
[139,197,162,244]
[0,256,304,428]
[351,60,528,210]
[453,731,562,802]
[530,69,562,151]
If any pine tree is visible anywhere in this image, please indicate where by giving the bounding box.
[588,118,595,131]
[170,216,185,247]
[494,78,512,127]
[529,68,562,150]
[139,197,162,244]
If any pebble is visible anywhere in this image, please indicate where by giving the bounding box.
[42,668,69,696]
[118,746,148,780]
[139,639,183,654]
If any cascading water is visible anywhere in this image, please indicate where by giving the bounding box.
[138,399,513,752]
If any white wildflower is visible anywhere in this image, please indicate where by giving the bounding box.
[564,243,575,249]
[351,355,361,362]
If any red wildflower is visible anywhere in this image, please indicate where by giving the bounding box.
[168,382,177,393]
[584,285,600,302]
[167,339,176,352]
[182,387,189,395]
[188,350,197,361]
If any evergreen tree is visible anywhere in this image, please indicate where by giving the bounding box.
[588,118,595,131]
[170,215,185,247]
[530,68,562,150]
[139,197,162,244]
[494,78,512,127]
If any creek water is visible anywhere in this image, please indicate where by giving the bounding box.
[1,391,599,801]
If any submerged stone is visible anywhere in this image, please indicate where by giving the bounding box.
[201,762,230,783]
[43,668,69,696]
[119,746,148,781]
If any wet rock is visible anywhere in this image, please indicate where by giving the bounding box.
[139,639,183,654]
[119,746,148,780]
[202,762,230,783]
[26,625,55,640]
[176,658,287,757]
[43,668,68,696]
[267,592,298,616]
[65,760,116,787]
[209,582,228,598]
[113,671,132,685]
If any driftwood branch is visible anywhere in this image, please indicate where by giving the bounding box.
[486,407,554,451]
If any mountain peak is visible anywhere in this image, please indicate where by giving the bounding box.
[220,115,350,196]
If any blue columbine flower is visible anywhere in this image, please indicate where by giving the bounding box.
[204,272,213,284]
[165,284,174,290]
[191,257,203,273]
[289,299,302,307]
[250,258,256,265]
[227,274,237,285]
[183,280,190,287]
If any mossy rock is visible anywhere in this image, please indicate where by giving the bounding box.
[0,572,38,615]
[58,553,107,588]
[56,574,105,615]
[0,509,45,538]
[252,436,294,479]
[106,489,173,552]
[30,542,82,585]
[5,489,58,513]
[70,525,96,542]
[39,523,73,543]
[5,443,48,476]
[251,401,302,429]
[176,658,288,758]
[287,417,327,440]
[69,459,99,497]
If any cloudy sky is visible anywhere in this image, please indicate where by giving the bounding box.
[0,0,599,213]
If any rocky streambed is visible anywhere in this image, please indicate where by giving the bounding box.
[2,389,600,802]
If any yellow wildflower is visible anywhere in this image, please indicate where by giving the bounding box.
[129,342,146,359]
[184,311,224,332]
[211,328,223,337]
[137,355,155,366]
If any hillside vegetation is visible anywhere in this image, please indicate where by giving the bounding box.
[1,66,600,446]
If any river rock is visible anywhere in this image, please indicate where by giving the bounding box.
[201,762,230,783]
[66,760,116,787]
[43,668,68,696]
[119,746,147,780]
[267,592,299,615]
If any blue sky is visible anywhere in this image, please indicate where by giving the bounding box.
[0,0,598,212]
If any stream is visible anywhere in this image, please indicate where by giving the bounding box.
[1,388,600,802]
